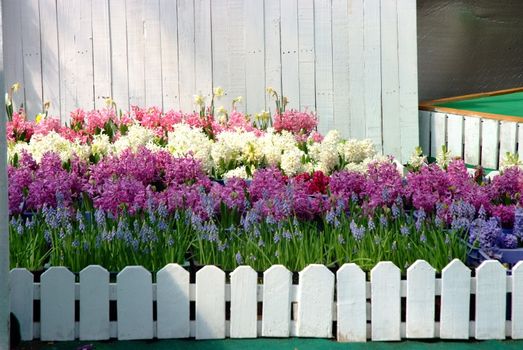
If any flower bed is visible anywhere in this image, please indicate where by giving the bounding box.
[6,87,523,272]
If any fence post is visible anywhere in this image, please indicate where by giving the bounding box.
[262,265,292,337]
[41,267,75,341]
[336,263,367,342]
[475,260,506,340]
[195,265,225,340]
[371,261,401,341]
[79,265,110,340]
[440,259,471,339]
[157,263,190,339]
[230,266,258,338]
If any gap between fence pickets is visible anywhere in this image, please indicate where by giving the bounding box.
[30,276,513,301]
[29,321,514,340]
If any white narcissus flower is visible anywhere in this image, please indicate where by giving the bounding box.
[112,124,156,155]
[28,131,76,163]
[167,123,213,172]
[90,134,111,157]
[280,146,306,176]
[223,166,250,179]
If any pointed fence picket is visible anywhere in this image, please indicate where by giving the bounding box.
[512,262,523,339]
[371,262,401,341]
[9,269,33,341]
[230,266,258,338]
[195,265,226,340]
[440,259,471,339]
[156,264,190,339]
[406,260,435,338]
[296,265,335,338]
[9,259,523,342]
[40,267,75,341]
[261,265,292,337]
[79,265,110,340]
[117,266,153,340]
[336,263,367,342]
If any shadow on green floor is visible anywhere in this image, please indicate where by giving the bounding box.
[14,339,523,350]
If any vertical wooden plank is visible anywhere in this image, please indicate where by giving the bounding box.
[380,0,400,157]
[40,0,61,118]
[117,266,153,340]
[336,264,366,342]
[144,0,163,107]
[397,0,419,163]
[430,112,446,158]
[475,260,506,340]
[244,0,267,114]
[332,0,350,139]
[10,269,33,341]
[440,259,471,340]
[211,0,230,109]
[371,262,401,341]
[518,124,523,158]
[499,121,517,165]
[160,0,180,110]
[91,0,112,108]
[296,264,335,338]
[56,0,75,119]
[227,0,246,112]
[126,0,145,107]
[464,116,481,166]
[157,264,190,338]
[481,119,500,169]
[109,0,130,109]
[80,265,110,340]
[230,266,258,338]
[262,265,292,337]
[41,267,75,341]
[363,0,382,149]
[77,0,95,110]
[512,261,523,339]
[314,0,334,135]
[446,114,464,159]
[3,0,25,107]
[347,0,365,139]
[297,0,315,112]
[264,0,282,110]
[280,0,299,109]
[418,111,431,156]
[406,260,435,338]
[178,0,196,111]
[194,0,212,99]
[20,0,43,119]
[195,266,226,340]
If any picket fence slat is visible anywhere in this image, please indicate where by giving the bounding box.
[371,262,401,341]
[406,260,435,338]
[446,114,464,159]
[347,0,365,139]
[464,116,481,166]
[117,266,153,340]
[475,261,506,340]
[159,0,180,110]
[177,0,196,112]
[430,112,446,158]
[262,265,292,337]
[194,0,213,104]
[512,262,523,339]
[336,264,366,342]
[418,111,431,155]
[195,266,226,340]
[10,269,34,341]
[91,0,112,108]
[440,259,471,339]
[518,124,523,158]
[79,265,110,340]
[156,263,190,338]
[109,0,130,110]
[499,121,518,162]
[297,265,335,338]
[245,0,266,114]
[481,119,500,169]
[230,266,258,338]
[144,0,163,108]
[298,0,315,114]
[41,267,75,341]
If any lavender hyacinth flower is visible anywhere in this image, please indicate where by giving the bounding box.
[400,225,410,236]
[350,220,365,240]
[235,252,243,265]
[500,233,518,249]
[514,207,523,239]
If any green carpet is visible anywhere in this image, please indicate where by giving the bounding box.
[435,91,523,117]
[15,339,523,350]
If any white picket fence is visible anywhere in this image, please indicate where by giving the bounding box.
[419,110,523,169]
[9,259,523,342]
[3,0,419,161]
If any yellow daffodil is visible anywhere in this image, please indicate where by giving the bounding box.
[213,87,225,98]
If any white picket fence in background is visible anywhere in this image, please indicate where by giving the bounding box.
[9,259,523,342]
[419,111,523,170]
[3,0,419,161]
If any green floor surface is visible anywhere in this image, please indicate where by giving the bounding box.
[435,91,523,117]
[16,339,523,350]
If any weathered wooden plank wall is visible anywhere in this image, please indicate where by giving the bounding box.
[3,0,419,161]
